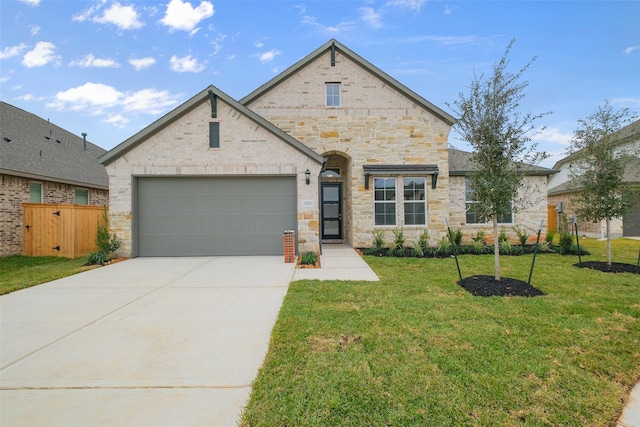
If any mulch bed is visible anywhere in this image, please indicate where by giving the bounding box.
[458,275,545,297]
[574,261,640,275]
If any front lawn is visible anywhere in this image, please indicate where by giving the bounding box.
[241,238,640,426]
[0,256,92,295]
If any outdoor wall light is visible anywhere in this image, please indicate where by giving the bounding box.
[305,169,311,185]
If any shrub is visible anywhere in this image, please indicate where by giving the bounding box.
[372,230,385,250]
[470,230,486,244]
[451,228,463,246]
[437,236,452,256]
[412,241,424,257]
[558,232,574,254]
[417,230,429,252]
[471,239,485,255]
[300,252,318,265]
[499,239,512,255]
[87,208,121,265]
[392,228,405,250]
[498,227,509,243]
[545,230,556,244]
[513,225,529,246]
[538,241,551,252]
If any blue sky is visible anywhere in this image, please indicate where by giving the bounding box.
[1,0,638,167]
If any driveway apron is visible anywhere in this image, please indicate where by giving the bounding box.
[1,257,294,427]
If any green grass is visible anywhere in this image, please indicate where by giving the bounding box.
[241,238,640,426]
[0,256,93,295]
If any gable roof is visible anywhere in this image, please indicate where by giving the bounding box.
[0,102,108,189]
[448,148,557,176]
[240,39,456,126]
[100,84,325,166]
[552,118,640,169]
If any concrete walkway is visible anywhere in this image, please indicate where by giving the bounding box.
[293,243,379,281]
[1,256,295,427]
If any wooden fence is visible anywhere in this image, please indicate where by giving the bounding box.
[547,205,557,233]
[22,203,106,258]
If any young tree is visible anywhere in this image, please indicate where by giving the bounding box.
[566,102,638,266]
[448,39,550,280]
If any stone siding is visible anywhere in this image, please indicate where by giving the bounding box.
[449,175,550,244]
[246,50,452,247]
[0,173,108,255]
[106,99,322,258]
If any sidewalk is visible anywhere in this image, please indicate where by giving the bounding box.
[293,244,378,281]
[618,381,640,427]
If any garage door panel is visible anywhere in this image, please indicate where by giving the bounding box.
[137,176,297,256]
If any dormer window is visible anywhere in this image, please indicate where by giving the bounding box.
[326,83,341,107]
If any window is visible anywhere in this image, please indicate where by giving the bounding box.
[404,177,426,225]
[75,188,89,205]
[326,83,341,107]
[209,122,220,148]
[465,179,513,224]
[321,167,341,178]
[29,182,42,203]
[374,178,396,226]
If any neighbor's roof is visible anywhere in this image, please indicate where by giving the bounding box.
[0,102,108,189]
[448,148,557,176]
[551,118,640,169]
[548,156,640,196]
[99,84,325,166]
[240,39,456,126]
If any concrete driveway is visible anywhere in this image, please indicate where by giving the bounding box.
[1,257,295,427]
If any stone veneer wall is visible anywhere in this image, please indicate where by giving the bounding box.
[246,50,452,247]
[449,175,550,244]
[0,173,108,255]
[547,194,623,237]
[106,99,323,258]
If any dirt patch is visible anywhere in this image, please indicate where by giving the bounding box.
[458,275,545,297]
[575,261,640,275]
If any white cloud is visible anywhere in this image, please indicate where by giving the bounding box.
[610,97,640,108]
[19,0,40,6]
[48,82,122,111]
[532,127,573,146]
[169,54,206,72]
[211,34,226,55]
[301,15,355,36]
[122,88,182,114]
[254,41,265,49]
[0,43,28,59]
[255,49,281,64]
[69,53,120,68]
[22,42,60,67]
[94,2,144,30]
[29,25,41,36]
[623,46,639,54]
[359,7,383,29]
[128,57,156,70]
[47,82,182,121]
[386,0,426,12]
[160,0,214,33]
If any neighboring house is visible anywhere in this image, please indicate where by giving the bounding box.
[100,39,555,258]
[547,119,640,237]
[0,102,109,256]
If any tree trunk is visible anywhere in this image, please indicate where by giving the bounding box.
[606,217,612,266]
[494,216,500,280]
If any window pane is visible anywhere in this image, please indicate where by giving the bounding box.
[326,83,340,107]
[375,203,396,226]
[404,202,426,225]
[323,186,339,202]
[29,183,42,203]
[209,122,220,148]
[75,189,89,205]
[466,202,480,223]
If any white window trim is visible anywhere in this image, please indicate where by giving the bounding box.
[373,177,397,226]
[326,83,341,107]
[403,177,427,226]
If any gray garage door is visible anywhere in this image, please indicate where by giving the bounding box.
[136,176,297,256]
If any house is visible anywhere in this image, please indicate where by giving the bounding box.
[0,102,109,256]
[547,119,640,237]
[101,39,555,258]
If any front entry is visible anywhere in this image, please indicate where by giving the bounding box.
[321,183,342,240]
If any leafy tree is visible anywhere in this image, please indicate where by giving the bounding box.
[566,102,638,265]
[447,39,550,280]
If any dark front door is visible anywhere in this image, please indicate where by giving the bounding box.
[321,183,342,240]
